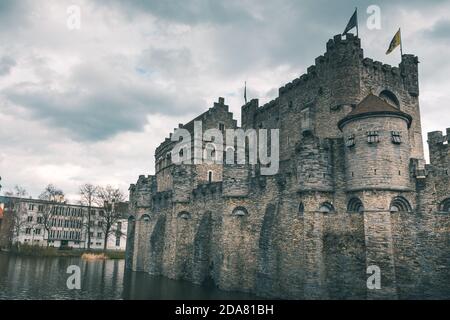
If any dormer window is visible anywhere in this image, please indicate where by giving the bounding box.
[346,134,355,147]
[391,131,402,144]
[367,131,379,144]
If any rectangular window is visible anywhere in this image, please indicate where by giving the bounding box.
[37,217,43,224]
[116,237,120,247]
[218,123,225,132]
[97,232,102,238]
[38,205,44,212]
[25,228,31,235]
[367,131,379,143]
[27,216,33,222]
[391,131,402,144]
[35,229,41,235]
[346,134,355,147]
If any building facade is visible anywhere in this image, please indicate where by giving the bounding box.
[0,196,128,251]
[127,34,450,299]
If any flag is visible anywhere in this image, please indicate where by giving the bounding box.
[386,28,402,54]
[244,81,247,104]
[343,8,358,35]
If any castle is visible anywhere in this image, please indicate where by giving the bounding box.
[126,34,450,299]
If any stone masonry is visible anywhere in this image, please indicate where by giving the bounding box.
[125,34,450,299]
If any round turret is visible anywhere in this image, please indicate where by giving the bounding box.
[338,94,413,191]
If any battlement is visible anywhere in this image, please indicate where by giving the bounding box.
[278,34,362,96]
[428,128,450,168]
[155,97,235,156]
[325,33,362,55]
[428,129,450,145]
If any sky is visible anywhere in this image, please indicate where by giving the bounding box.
[0,0,449,202]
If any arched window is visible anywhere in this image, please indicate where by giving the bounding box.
[379,90,400,108]
[232,206,248,217]
[225,146,236,164]
[128,215,136,222]
[439,198,450,212]
[347,198,364,213]
[298,202,305,215]
[390,196,412,213]
[208,170,213,183]
[177,211,191,220]
[319,202,335,213]
[140,214,150,222]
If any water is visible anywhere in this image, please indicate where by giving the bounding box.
[0,252,256,300]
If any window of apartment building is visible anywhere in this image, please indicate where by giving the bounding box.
[99,211,104,217]
[90,232,94,237]
[116,237,120,247]
[90,210,96,216]
[37,216,43,224]
[38,205,44,212]
[28,204,35,211]
[27,216,33,222]
[35,229,41,235]
[367,131,379,144]
[117,222,122,231]
[98,221,103,227]
[25,228,31,235]
[97,232,102,238]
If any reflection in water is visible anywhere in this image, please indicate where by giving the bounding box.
[0,253,256,300]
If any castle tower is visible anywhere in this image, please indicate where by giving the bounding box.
[338,94,413,192]
[338,94,415,298]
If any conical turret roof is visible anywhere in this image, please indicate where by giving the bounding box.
[338,94,412,130]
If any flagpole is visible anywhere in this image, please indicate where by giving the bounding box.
[355,7,359,37]
[244,81,247,104]
[399,28,403,58]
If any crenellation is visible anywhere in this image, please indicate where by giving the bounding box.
[126,34,450,299]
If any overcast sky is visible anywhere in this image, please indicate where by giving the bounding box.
[0,0,449,202]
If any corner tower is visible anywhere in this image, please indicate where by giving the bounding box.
[338,94,413,192]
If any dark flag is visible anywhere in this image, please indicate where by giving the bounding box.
[343,8,358,35]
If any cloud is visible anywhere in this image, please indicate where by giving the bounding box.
[0,0,450,199]
[422,19,450,41]
[0,56,15,76]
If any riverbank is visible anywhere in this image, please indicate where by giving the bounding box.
[3,244,125,259]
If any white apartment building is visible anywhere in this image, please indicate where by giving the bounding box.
[0,196,128,251]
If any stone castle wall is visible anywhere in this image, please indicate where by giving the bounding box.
[126,34,450,299]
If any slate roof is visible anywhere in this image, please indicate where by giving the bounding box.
[338,94,412,130]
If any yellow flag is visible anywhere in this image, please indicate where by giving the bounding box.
[386,28,402,54]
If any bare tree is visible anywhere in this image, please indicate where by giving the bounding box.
[79,183,98,250]
[38,184,64,247]
[39,184,65,202]
[3,186,28,247]
[95,185,126,251]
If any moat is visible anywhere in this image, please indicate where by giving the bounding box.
[0,253,256,300]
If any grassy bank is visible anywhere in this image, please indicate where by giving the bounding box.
[8,244,125,259]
